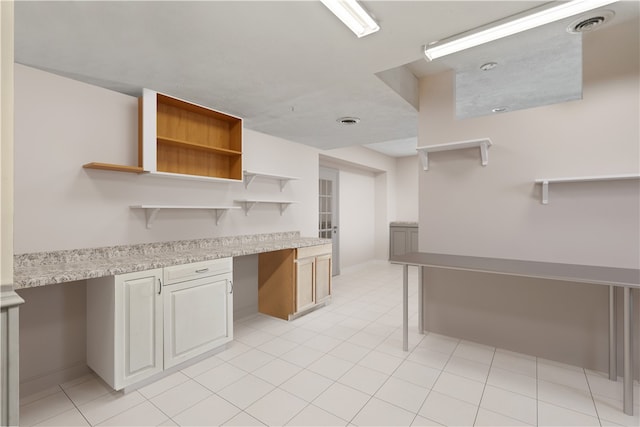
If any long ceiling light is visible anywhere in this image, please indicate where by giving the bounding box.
[320,0,380,38]
[424,0,619,61]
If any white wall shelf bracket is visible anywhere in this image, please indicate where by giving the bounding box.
[416,138,492,171]
[131,205,241,228]
[243,170,299,192]
[541,180,550,205]
[534,174,640,205]
[145,207,162,229]
[235,200,297,216]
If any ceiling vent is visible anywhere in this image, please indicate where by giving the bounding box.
[568,10,614,33]
[337,117,361,125]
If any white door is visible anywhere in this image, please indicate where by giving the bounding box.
[319,167,340,275]
[163,274,233,368]
[117,270,163,388]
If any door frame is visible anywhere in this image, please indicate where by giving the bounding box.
[319,166,340,276]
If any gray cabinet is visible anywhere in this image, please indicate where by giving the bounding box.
[389,223,419,261]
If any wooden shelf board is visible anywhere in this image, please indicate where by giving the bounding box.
[83,162,145,174]
[157,136,241,156]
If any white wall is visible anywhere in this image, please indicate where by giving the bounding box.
[394,155,419,222]
[1,1,14,286]
[14,64,318,254]
[417,19,639,375]
[17,281,87,396]
[338,166,377,268]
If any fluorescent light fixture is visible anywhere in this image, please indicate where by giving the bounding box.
[321,0,380,38]
[424,0,618,60]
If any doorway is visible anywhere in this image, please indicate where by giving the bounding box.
[319,167,340,276]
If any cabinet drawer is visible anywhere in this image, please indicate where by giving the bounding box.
[296,244,332,260]
[164,258,232,285]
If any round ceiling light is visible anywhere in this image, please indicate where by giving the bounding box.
[337,117,361,125]
[567,10,614,34]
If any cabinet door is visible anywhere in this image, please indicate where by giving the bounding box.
[116,270,163,388]
[390,227,408,260]
[296,257,315,312]
[408,228,419,253]
[164,274,233,369]
[315,254,332,302]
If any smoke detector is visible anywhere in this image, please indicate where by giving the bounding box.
[567,10,614,33]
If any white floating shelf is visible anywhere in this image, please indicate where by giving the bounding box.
[234,199,298,216]
[243,170,299,191]
[416,138,492,171]
[131,205,241,228]
[534,174,640,205]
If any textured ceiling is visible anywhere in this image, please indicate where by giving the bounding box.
[13,1,639,157]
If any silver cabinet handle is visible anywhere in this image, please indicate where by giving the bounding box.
[158,278,162,295]
[195,268,209,274]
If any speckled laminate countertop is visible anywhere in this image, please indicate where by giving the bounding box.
[14,231,330,289]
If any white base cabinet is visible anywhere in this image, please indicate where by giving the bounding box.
[87,258,233,390]
[87,269,163,390]
[163,259,233,369]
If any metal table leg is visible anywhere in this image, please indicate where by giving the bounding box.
[403,264,409,351]
[609,285,617,381]
[418,266,424,335]
[623,286,633,415]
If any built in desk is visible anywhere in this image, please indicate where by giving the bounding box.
[392,252,640,415]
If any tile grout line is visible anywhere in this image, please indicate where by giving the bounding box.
[582,368,604,427]
[535,357,540,426]
[471,348,496,426]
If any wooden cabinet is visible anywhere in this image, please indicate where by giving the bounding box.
[87,258,233,390]
[389,223,419,261]
[163,259,233,369]
[258,244,332,320]
[87,269,163,390]
[140,89,243,181]
[83,89,243,181]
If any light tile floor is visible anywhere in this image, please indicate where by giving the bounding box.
[20,261,640,426]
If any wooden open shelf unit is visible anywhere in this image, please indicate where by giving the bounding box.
[142,90,243,180]
[84,90,242,181]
